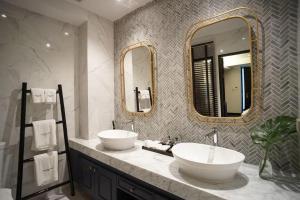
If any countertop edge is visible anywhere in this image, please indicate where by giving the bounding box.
[69,139,225,200]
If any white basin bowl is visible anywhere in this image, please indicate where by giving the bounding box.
[172,143,245,182]
[97,130,138,150]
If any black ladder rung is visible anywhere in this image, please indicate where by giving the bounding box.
[22,180,70,200]
[25,120,63,128]
[26,90,58,94]
[23,151,66,163]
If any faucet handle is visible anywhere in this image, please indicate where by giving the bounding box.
[205,127,217,138]
[112,120,116,130]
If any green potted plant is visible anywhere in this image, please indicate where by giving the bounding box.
[250,116,297,179]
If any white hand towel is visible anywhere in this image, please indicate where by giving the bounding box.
[34,151,58,186]
[44,89,57,104]
[139,90,151,110]
[139,90,150,99]
[31,119,57,151]
[0,188,13,200]
[31,88,45,103]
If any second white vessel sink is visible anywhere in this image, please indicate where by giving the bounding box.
[172,143,245,182]
[97,130,138,150]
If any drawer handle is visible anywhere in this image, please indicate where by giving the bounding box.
[129,187,135,193]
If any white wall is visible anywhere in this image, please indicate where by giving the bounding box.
[0,1,115,197]
[123,47,151,112]
[78,13,114,139]
[0,1,77,195]
[87,13,114,139]
[132,47,151,91]
[124,51,135,111]
[224,67,242,113]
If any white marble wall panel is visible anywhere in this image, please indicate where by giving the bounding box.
[0,1,78,194]
[86,13,114,139]
[78,22,89,139]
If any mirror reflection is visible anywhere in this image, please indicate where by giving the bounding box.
[123,46,153,113]
[191,18,251,117]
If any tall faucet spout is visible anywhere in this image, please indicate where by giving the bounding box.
[205,127,218,146]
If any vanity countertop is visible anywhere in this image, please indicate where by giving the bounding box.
[69,138,300,200]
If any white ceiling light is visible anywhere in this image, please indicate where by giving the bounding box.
[220,49,224,53]
[46,43,51,48]
[64,32,70,36]
[1,14,7,18]
[242,37,246,40]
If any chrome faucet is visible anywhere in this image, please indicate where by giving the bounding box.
[112,120,135,132]
[126,119,135,132]
[205,127,218,146]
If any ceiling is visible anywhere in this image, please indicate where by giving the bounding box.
[65,0,152,21]
[193,18,248,39]
[3,0,152,24]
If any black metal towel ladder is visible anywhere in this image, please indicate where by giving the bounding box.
[16,82,75,200]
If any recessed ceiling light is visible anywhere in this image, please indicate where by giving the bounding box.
[242,37,246,40]
[220,49,224,53]
[46,43,51,48]
[64,32,70,36]
[1,14,7,18]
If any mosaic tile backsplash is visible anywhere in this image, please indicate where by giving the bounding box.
[114,0,299,172]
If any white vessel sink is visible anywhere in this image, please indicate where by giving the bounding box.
[97,130,138,150]
[172,143,245,182]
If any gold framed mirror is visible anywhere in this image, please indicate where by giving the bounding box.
[185,7,261,124]
[120,42,157,117]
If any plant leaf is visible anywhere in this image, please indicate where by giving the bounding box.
[250,116,297,149]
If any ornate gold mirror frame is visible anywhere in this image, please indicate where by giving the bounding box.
[185,7,262,124]
[120,41,157,117]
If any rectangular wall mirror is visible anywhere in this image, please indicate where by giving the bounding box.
[120,42,157,116]
[185,9,261,124]
[191,18,251,117]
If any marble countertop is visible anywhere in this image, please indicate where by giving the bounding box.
[69,138,300,200]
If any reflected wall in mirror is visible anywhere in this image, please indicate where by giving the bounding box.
[120,42,156,116]
[190,17,252,118]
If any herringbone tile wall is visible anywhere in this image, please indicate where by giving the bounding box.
[114,0,299,172]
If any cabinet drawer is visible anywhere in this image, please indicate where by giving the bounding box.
[79,157,96,192]
[118,177,153,200]
[95,165,117,200]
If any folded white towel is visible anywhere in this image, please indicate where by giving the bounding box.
[139,90,151,110]
[144,140,170,151]
[141,108,151,113]
[139,90,150,99]
[31,119,57,151]
[34,151,58,186]
[44,89,57,104]
[0,188,13,200]
[31,88,45,103]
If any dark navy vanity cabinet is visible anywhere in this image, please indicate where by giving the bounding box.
[79,156,117,200]
[70,149,182,200]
